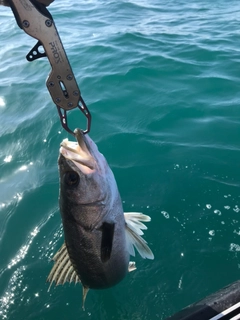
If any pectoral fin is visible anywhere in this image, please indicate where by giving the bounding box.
[100,222,115,263]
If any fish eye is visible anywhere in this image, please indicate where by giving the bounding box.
[64,171,80,187]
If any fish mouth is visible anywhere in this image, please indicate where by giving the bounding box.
[60,129,95,174]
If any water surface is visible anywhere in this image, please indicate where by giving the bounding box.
[1,1,240,319]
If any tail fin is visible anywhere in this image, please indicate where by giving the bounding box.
[124,212,154,260]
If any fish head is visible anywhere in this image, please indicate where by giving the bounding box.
[58,129,119,215]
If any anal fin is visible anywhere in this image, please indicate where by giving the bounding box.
[128,261,137,272]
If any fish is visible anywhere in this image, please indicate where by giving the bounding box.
[0,0,54,6]
[47,129,154,309]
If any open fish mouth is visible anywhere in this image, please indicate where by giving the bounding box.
[60,129,95,173]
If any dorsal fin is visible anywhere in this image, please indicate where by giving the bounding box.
[47,242,81,290]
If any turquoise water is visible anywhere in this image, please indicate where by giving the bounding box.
[1,0,240,319]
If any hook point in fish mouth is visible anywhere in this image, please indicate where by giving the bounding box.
[60,128,95,172]
[74,128,84,145]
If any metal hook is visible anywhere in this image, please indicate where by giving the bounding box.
[57,106,74,136]
[57,98,91,136]
[78,96,92,134]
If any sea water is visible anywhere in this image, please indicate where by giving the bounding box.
[1,1,240,319]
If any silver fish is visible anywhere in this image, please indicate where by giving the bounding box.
[47,129,154,308]
[0,0,54,6]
